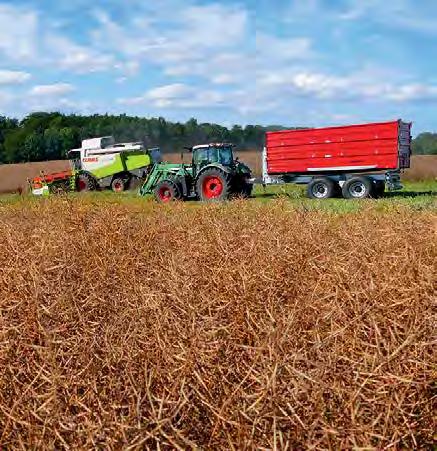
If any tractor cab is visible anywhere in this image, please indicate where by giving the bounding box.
[189,143,235,176]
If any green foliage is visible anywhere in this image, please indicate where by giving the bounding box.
[0,111,435,164]
[411,132,437,155]
[0,112,292,164]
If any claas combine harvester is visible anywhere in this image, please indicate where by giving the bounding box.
[30,138,255,202]
[30,136,158,195]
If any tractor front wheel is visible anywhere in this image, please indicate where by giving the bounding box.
[154,180,181,203]
[196,168,230,202]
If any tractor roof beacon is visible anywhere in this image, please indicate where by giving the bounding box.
[140,143,254,203]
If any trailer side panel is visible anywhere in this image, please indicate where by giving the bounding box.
[266,120,411,175]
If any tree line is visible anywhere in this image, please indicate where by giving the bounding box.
[0,112,290,164]
[0,112,435,164]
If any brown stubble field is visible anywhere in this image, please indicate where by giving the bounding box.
[0,198,435,449]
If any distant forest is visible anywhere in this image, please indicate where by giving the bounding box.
[0,112,435,164]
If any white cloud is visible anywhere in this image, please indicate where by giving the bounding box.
[386,83,437,102]
[30,83,75,96]
[256,35,313,61]
[264,70,437,103]
[0,70,31,85]
[147,83,190,101]
[45,34,115,74]
[180,4,248,48]
[0,4,38,61]
[342,0,437,33]
[93,3,249,79]
[119,83,224,109]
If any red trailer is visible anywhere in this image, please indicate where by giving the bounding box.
[263,120,412,199]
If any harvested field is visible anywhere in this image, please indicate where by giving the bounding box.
[0,198,435,449]
[0,160,70,194]
[0,154,435,194]
[403,155,437,181]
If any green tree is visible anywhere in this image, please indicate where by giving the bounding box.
[0,111,308,164]
[23,132,45,161]
[412,133,437,155]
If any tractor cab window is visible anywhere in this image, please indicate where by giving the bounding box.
[219,146,233,166]
[193,148,209,166]
[193,146,234,168]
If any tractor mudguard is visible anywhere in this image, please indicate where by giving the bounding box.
[196,163,231,179]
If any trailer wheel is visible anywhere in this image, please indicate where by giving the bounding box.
[342,176,373,199]
[154,180,181,203]
[307,178,336,199]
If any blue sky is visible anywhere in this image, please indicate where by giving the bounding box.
[0,0,436,133]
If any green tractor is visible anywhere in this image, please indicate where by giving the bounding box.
[139,143,254,202]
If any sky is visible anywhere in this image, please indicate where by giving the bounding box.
[0,0,437,133]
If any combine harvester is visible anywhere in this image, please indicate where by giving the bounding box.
[30,136,160,195]
[262,120,412,199]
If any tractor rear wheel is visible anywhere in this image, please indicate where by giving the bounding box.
[241,182,253,198]
[154,180,181,203]
[196,168,230,202]
[76,173,97,192]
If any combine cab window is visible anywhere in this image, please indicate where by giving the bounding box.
[68,150,81,170]
[101,137,115,149]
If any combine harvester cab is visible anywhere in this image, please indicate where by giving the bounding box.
[30,136,161,195]
[262,119,412,199]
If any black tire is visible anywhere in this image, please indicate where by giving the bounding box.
[241,183,253,198]
[232,176,253,199]
[373,180,385,198]
[154,180,181,203]
[111,177,127,193]
[307,177,336,199]
[49,181,70,194]
[342,176,373,199]
[196,168,231,202]
[76,173,97,192]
